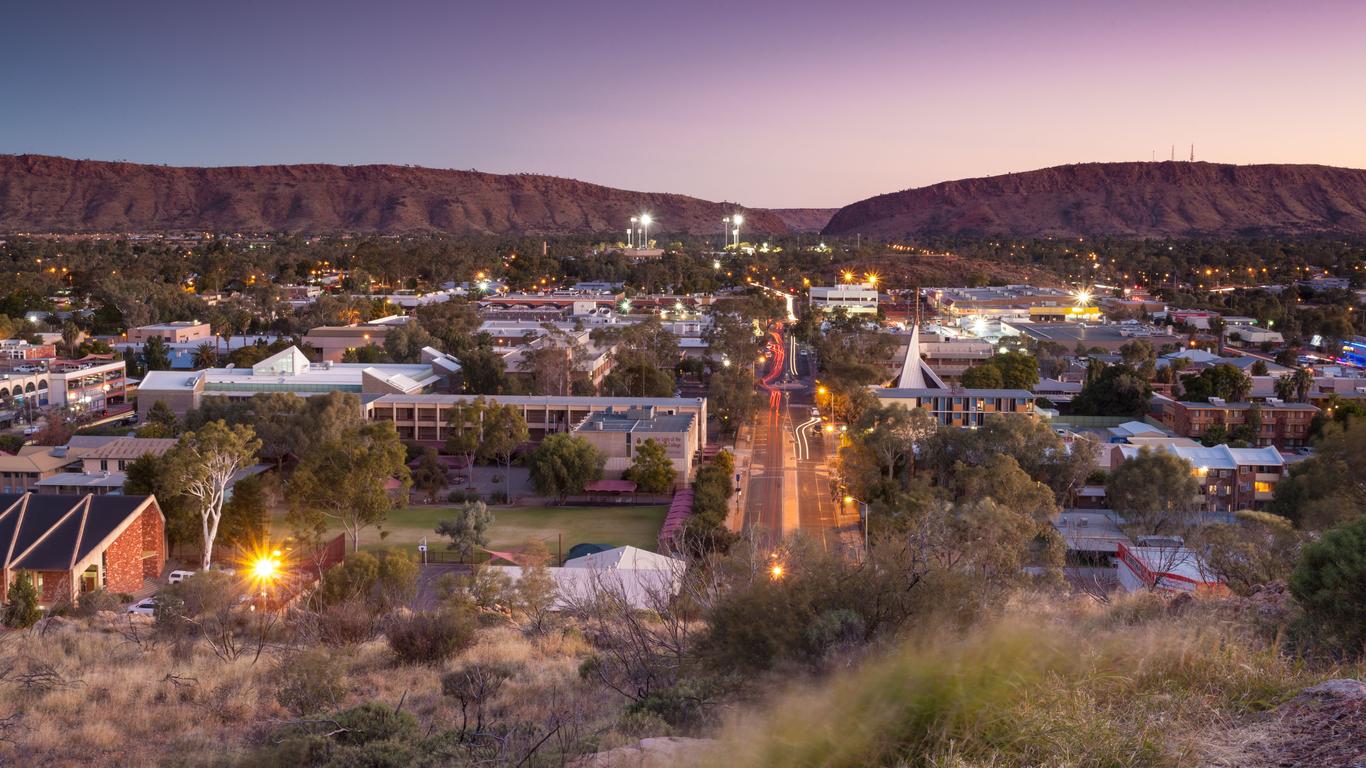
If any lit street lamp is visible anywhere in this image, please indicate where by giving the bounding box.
[639,213,652,249]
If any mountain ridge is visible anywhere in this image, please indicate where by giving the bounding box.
[0,154,793,236]
[823,161,1366,238]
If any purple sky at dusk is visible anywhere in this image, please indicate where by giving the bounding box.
[4,0,1365,207]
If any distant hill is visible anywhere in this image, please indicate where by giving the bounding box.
[823,162,1366,239]
[767,208,838,233]
[0,155,792,236]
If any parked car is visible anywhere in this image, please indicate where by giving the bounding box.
[126,597,157,616]
[167,570,196,584]
[811,407,821,418]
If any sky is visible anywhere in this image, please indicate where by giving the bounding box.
[4,0,1366,207]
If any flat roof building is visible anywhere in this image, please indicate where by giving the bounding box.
[137,345,459,418]
[574,408,700,484]
[127,321,212,345]
[809,284,879,316]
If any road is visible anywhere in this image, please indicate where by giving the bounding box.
[740,326,848,552]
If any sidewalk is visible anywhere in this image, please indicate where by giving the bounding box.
[725,424,753,531]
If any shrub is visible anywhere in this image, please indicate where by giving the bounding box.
[314,598,380,645]
[442,660,518,733]
[3,573,41,629]
[276,649,346,716]
[447,489,482,504]
[315,552,380,607]
[1289,516,1366,653]
[376,548,418,610]
[73,588,123,618]
[385,608,476,664]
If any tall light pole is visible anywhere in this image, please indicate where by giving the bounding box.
[722,216,731,250]
[639,214,652,249]
[732,213,743,247]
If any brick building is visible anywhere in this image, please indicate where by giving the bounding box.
[0,493,166,607]
[1152,395,1317,449]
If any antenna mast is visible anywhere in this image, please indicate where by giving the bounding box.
[1189,144,1195,162]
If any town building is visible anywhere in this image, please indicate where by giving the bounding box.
[0,340,57,360]
[364,393,707,450]
[0,493,166,607]
[1115,542,1226,595]
[927,285,1073,317]
[572,408,700,484]
[809,284,879,316]
[302,315,412,362]
[1151,395,1316,449]
[137,345,459,419]
[873,325,1037,426]
[127,321,213,345]
[48,358,128,413]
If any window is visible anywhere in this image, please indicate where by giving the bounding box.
[1254,481,1272,494]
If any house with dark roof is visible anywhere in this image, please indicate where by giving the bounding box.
[0,493,166,607]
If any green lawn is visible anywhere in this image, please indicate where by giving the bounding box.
[271,504,668,560]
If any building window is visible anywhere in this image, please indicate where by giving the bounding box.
[1254,481,1272,494]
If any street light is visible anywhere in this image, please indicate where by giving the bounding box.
[844,495,871,556]
[639,214,652,249]
[732,213,743,247]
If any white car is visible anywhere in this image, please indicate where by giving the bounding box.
[811,407,821,418]
[126,597,157,616]
[167,570,197,584]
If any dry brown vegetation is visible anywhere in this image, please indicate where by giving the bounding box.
[0,613,642,767]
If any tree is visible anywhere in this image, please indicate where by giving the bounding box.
[1106,447,1201,535]
[166,421,262,570]
[60,319,81,357]
[1269,419,1366,530]
[478,403,528,499]
[3,573,41,628]
[219,473,270,551]
[960,363,1003,389]
[383,320,439,363]
[1180,364,1252,403]
[457,343,507,395]
[411,448,447,502]
[623,438,676,493]
[435,501,494,560]
[141,400,181,438]
[1289,516,1366,653]
[143,335,172,372]
[528,433,604,503]
[858,402,937,480]
[1193,510,1300,596]
[710,366,758,437]
[1070,363,1151,417]
[125,453,197,550]
[190,341,218,370]
[513,538,558,634]
[288,421,410,552]
[444,398,487,488]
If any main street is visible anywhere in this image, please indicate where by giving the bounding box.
[740,325,849,552]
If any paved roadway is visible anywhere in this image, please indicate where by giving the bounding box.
[740,327,846,552]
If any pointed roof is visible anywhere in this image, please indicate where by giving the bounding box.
[895,324,945,389]
[251,345,311,376]
[562,545,684,571]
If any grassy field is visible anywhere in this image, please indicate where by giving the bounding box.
[271,503,668,559]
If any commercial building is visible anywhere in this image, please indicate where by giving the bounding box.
[0,340,57,360]
[1005,321,1183,352]
[572,407,700,484]
[48,358,128,412]
[1152,395,1316,449]
[365,393,707,449]
[809,284,879,316]
[927,285,1073,317]
[0,493,166,607]
[137,345,459,419]
[127,321,212,345]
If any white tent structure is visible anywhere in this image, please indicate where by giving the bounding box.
[488,546,687,611]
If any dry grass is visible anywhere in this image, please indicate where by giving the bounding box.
[0,615,614,767]
[705,594,1331,768]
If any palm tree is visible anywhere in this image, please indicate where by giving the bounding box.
[1290,366,1314,403]
[191,341,218,370]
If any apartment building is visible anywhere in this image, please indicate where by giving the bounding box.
[873,387,1036,427]
[1152,395,1316,449]
[573,407,701,484]
[1112,441,1286,512]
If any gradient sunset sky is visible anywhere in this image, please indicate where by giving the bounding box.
[5,0,1365,207]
